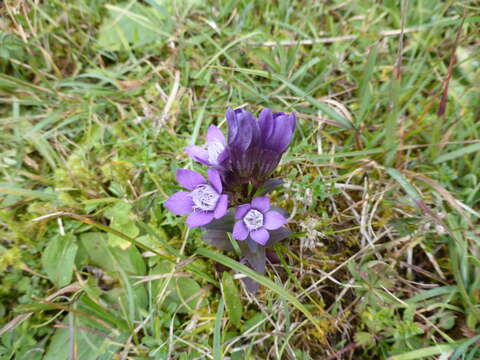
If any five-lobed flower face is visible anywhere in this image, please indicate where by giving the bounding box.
[233,196,287,245]
[164,168,228,227]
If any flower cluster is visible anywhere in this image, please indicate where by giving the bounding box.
[164,107,296,292]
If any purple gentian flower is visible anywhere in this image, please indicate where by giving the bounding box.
[232,196,287,245]
[255,109,296,179]
[185,125,228,167]
[225,108,259,179]
[164,168,228,228]
[225,107,296,183]
[226,108,260,153]
[258,109,296,155]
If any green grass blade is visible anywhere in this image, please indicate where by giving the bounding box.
[405,286,457,304]
[386,168,422,202]
[450,335,480,360]
[270,73,355,130]
[0,183,57,201]
[384,76,401,166]
[389,343,456,360]
[196,32,260,78]
[211,65,354,130]
[221,271,242,328]
[213,299,224,360]
[136,221,181,257]
[357,45,378,124]
[433,143,480,164]
[196,247,322,332]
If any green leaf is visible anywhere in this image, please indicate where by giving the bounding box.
[137,221,181,257]
[97,2,169,52]
[15,302,67,313]
[354,331,376,347]
[151,262,208,314]
[174,277,208,313]
[104,201,139,249]
[42,234,78,287]
[242,312,265,332]
[103,201,132,224]
[437,311,456,330]
[108,219,139,249]
[79,232,145,276]
[43,317,123,360]
[221,272,243,328]
[79,232,115,271]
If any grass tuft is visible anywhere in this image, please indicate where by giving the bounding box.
[1,0,479,359]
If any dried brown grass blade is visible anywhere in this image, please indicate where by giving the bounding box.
[437,12,466,116]
[0,284,82,336]
[402,170,473,227]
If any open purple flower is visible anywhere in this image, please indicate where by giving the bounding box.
[164,168,228,228]
[232,196,287,245]
[185,125,228,167]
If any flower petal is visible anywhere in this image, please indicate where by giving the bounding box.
[214,194,228,219]
[259,108,274,140]
[207,125,226,145]
[235,204,251,219]
[233,221,249,241]
[250,113,261,148]
[185,146,210,165]
[250,228,269,245]
[251,196,270,212]
[266,113,295,153]
[264,211,287,230]
[287,112,296,133]
[208,168,222,193]
[226,107,238,144]
[164,191,193,215]
[186,211,214,228]
[176,169,206,190]
[217,149,229,165]
[256,148,281,178]
[228,109,254,152]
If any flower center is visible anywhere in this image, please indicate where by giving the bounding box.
[207,141,225,164]
[190,184,219,211]
[243,209,264,231]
